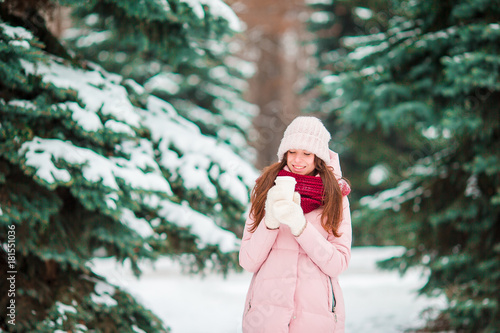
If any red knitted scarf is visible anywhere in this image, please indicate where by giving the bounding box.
[277,169,324,214]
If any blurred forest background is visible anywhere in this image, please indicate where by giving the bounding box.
[0,0,498,332]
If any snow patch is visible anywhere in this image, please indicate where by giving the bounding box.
[354,7,373,20]
[76,31,112,48]
[120,208,155,238]
[142,96,258,205]
[179,0,205,19]
[305,0,332,4]
[368,164,389,186]
[310,11,331,24]
[0,23,33,40]
[144,72,182,95]
[200,0,242,32]
[155,0,172,12]
[22,59,141,127]
[19,137,172,194]
[360,181,422,211]
[9,40,30,49]
[104,119,136,136]
[91,281,118,307]
[159,201,240,253]
[91,247,445,333]
[56,302,77,315]
[8,99,37,110]
[349,42,389,60]
[61,102,104,132]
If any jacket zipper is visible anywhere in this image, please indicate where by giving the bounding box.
[329,277,337,323]
[246,274,257,315]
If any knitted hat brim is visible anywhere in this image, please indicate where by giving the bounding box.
[277,132,330,164]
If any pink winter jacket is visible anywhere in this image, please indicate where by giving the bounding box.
[239,150,352,333]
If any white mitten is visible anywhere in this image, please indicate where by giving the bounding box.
[273,199,307,236]
[264,185,291,229]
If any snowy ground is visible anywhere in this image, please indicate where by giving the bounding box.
[92,246,445,333]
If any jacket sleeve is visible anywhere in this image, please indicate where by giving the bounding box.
[295,195,352,278]
[239,215,279,273]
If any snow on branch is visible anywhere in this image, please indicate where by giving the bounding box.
[9,35,257,253]
[19,137,172,195]
[159,200,240,253]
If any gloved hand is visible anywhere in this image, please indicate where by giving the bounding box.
[264,185,293,229]
[273,194,307,236]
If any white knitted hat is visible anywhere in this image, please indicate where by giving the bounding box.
[277,116,331,164]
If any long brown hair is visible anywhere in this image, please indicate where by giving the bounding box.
[248,153,345,237]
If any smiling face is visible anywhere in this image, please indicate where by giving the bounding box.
[286,149,316,175]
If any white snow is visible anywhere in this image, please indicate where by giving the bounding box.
[310,11,331,24]
[348,42,389,60]
[155,0,172,12]
[354,7,373,20]
[368,164,389,186]
[178,154,218,199]
[142,95,259,205]
[132,325,147,333]
[179,0,242,31]
[9,40,30,49]
[305,0,333,4]
[91,246,445,333]
[21,58,141,127]
[123,78,146,95]
[175,100,221,125]
[95,280,116,295]
[19,137,172,195]
[158,201,240,253]
[465,175,481,199]
[144,72,182,95]
[221,99,257,130]
[342,33,386,48]
[120,208,155,238]
[56,302,77,315]
[360,181,425,212]
[0,23,33,40]
[8,99,37,110]
[90,281,118,307]
[360,66,380,76]
[75,324,88,333]
[90,293,118,307]
[199,0,242,32]
[322,74,341,85]
[104,119,136,136]
[209,66,248,91]
[76,31,112,48]
[54,302,78,328]
[179,0,205,19]
[10,21,257,256]
[85,14,100,26]
[224,56,257,78]
[19,138,72,184]
[61,102,104,132]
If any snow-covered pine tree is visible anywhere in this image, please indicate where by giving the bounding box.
[309,0,500,331]
[62,1,259,233]
[64,1,258,158]
[304,0,407,245]
[0,0,257,331]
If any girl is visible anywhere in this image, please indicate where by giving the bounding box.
[239,116,352,332]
